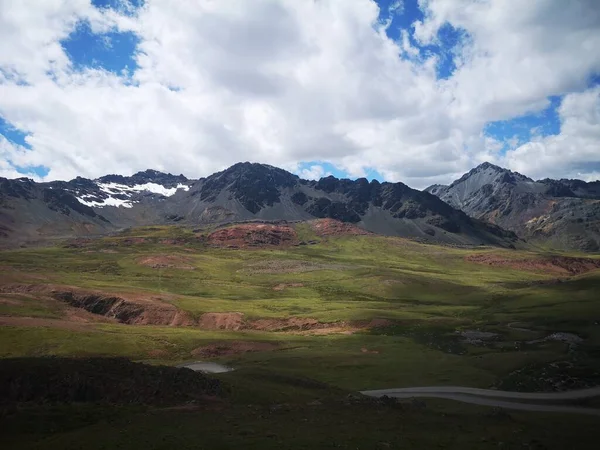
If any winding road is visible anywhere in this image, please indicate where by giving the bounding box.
[180,361,600,415]
[360,386,600,416]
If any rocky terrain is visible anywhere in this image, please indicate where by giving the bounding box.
[0,162,519,249]
[206,223,299,248]
[426,162,600,251]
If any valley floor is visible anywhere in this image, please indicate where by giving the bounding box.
[1,223,600,448]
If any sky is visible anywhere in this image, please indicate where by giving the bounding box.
[1,0,599,189]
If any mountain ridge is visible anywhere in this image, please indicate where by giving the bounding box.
[425,162,600,251]
[0,162,519,249]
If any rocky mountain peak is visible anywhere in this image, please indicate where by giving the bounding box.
[427,164,600,251]
[450,162,533,189]
[217,162,298,184]
[475,161,504,172]
[0,177,36,201]
[197,163,299,214]
[98,169,189,187]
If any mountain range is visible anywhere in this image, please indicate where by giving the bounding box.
[1,161,598,251]
[426,162,600,252]
[1,162,518,249]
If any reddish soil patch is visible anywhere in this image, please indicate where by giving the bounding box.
[0,284,399,334]
[272,283,305,291]
[207,224,298,248]
[121,238,147,245]
[158,238,188,246]
[147,349,171,359]
[0,268,49,283]
[250,317,342,332]
[0,316,97,332]
[137,255,195,270]
[0,284,195,327]
[466,254,600,275]
[0,295,22,306]
[243,259,347,274]
[63,307,115,324]
[0,284,52,295]
[52,290,195,326]
[366,318,394,328]
[191,341,279,358]
[198,312,244,330]
[196,313,386,334]
[309,219,370,237]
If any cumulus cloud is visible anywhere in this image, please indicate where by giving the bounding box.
[297,164,333,181]
[416,0,600,126]
[0,0,599,188]
[503,87,600,180]
[0,136,29,179]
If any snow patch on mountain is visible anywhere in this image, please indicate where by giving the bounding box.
[98,182,189,197]
[76,182,190,208]
[130,182,190,196]
[77,196,134,208]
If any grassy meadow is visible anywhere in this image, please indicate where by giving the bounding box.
[1,224,600,448]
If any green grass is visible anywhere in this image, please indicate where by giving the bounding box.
[0,295,63,319]
[2,225,600,448]
[3,395,600,450]
[0,234,569,323]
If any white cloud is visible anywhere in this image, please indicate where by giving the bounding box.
[503,86,600,181]
[416,0,600,126]
[0,0,599,189]
[0,135,43,179]
[297,164,332,181]
[0,0,122,83]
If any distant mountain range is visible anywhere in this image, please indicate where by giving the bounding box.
[426,162,600,252]
[0,162,517,249]
[3,161,598,251]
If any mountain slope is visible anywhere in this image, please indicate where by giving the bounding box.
[0,163,519,249]
[426,162,600,251]
[0,170,194,247]
[0,177,112,247]
[165,162,518,247]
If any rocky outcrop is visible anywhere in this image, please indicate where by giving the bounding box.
[465,254,600,275]
[309,218,371,236]
[207,223,299,248]
[50,290,195,326]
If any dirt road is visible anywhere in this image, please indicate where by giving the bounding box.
[361,386,600,415]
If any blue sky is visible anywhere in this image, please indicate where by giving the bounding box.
[61,22,138,75]
[1,0,599,186]
[59,0,458,80]
[377,0,464,79]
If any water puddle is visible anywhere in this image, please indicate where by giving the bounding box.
[179,362,234,373]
